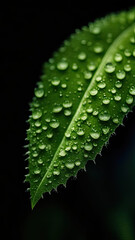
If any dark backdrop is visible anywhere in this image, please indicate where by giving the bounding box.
[1,2,135,240]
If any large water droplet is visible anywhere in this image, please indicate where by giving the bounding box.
[126,95,133,104]
[63,101,72,108]
[114,53,123,62]
[97,82,106,89]
[53,105,63,113]
[59,149,66,157]
[90,89,98,96]
[90,131,100,139]
[84,71,92,80]
[124,64,131,72]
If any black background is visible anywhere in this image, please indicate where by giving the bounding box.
[1,1,135,240]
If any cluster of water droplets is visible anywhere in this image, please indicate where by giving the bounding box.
[26,10,135,193]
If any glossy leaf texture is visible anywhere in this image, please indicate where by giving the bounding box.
[26,8,135,208]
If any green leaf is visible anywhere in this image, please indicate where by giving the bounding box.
[26,8,135,209]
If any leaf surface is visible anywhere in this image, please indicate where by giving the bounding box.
[26,8,135,208]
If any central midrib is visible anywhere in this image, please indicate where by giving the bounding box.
[32,21,135,205]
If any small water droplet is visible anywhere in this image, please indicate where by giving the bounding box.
[57,61,68,70]
[102,127,110,135]
[114,53,123,62]
[63,101,72,108]
[89,24,101,34]
[102,98,110,105]
[59,149,66,157]
[114,94,121,101]
[51,77,60,86]
[84,71,92,80]
[113,118,119,124]
[65,162,75,169]
[34,169,41,175]
[121,105,129,113]
[124,49,132,57]
[61,83,67,89]
[53,105,63,113]
[72,63,78,70]
[84,143,93,151]
[53,170,60,176]
[124,64,131,72]
[65,132,71,138]
[32,110,42,120]
[87,62,96,71]
[35,120,41,127]
[90,131,100,139]
[78,52,87,60]
[35,88,44,98]
[50,119,60,129]
[38,159,43,164]
[47,132,53,138]
[77,128,85,136]
[115,81,122,88]
[64,109,72,116]
[97,82,106,89]
[129,86,135,95]
[98,111,110,121]
[81,112,88,121]
[116,70,126,80]
[93,44,103,53]
[86,107,93,113]
[75,161,81,166]
[38,143,46,150]
[105,62,115,73]
[90,89,98,96]
[126,95,133,104]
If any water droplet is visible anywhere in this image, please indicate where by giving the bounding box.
[93,110,98,116]
[110,88,116,94]
[32,110,42,120]
[124,49,132,57]
[72,145,77,150]
[65,162,75,169]
[133,49,135,57]
[65,132,71,138]
[115,81,122,88]
[113,118,119,124]
[35,120,41,127]
[38,159,43,164]
[129,86,135,95]
[97,82,106,89]
[42,125,48,130]
[96,75,102,82]
[93,44,103,53]
[130,36,135,44]
[90,89,98,96]
[72,63,78,70]
[53,170,60,176]
[116,70,126,80]
[86,107,93,113]
[34,169,41,175]
[78,52,86,60]
[61,83,67,89]
[84,143,93,151]
[35,88,44,98]
[59,149,66,157]
[49,119,60,129]
[77,128,85,136]
[124,64,131,72]
[51,77,60,86]
[90,131,100,139]
[89,24,101,34]
[57,61,68,70]
[87,62,96,71]
[38,143,46,150]
[64,109,72,116]
[105,62,115,73]
[114,53,123,62]
[98,111,110,121]
[84,71,92,80]
[121,105,129,113]
[47,132,53,138]
[126,95,133,104]
[81,112,88,121]
[114,94,121,101]
[63,101,72,108]
[75,161,81,166]
[53,105,63,113]
[102,127,110,135]
[102,98,110,105]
